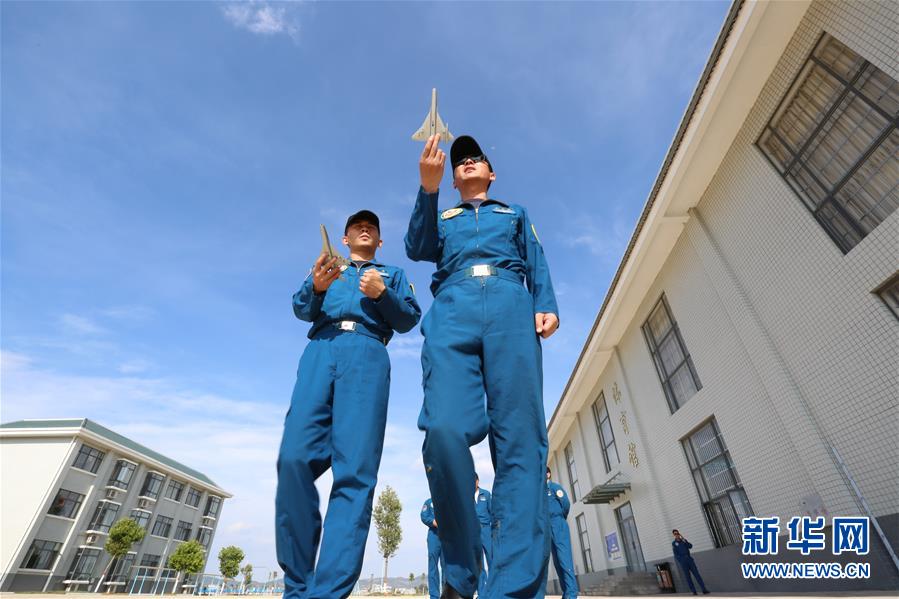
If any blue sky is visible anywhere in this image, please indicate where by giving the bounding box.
[1,0,730,585]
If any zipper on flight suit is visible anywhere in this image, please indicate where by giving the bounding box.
[475,206,485,288]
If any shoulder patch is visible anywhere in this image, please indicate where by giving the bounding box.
[556,489,564,498]
[493,206,515,214]
[441,207,464,220]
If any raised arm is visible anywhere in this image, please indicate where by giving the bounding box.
[405,135,446,262]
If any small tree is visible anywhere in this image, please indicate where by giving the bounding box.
[408,572,415,589]
[372,486,402,592]
[218,546,244,592]
[240,563,253,593]
[169,540,205,594]
[95,518,145,591]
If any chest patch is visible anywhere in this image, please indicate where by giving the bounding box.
[441,208,464,220]
[556,489,564,498]
[493,206,515,214]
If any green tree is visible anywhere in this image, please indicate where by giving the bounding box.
[95,518,145,591]
[218,546,245,592]
[372,486,402,592]
[240,563,253,593]
[168,540,205,594]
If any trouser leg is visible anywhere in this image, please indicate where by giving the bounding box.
[276,340,334,599]
[687,559,706,592]
[419,282,488,597]
[550,518,579,598]
[427,532,442,599]
[309,336,391,599]
[482,277,550,599]
[678,560,696,593]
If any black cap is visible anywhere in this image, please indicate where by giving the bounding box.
[345,210,380,234]
[450,135,492,172]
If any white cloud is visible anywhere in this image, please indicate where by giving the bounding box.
[60,313,107,335]
[117,359,154,374]
[222,2,300,40]
[387,336,423,360]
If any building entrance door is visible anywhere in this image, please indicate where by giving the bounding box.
[615,502,646,572]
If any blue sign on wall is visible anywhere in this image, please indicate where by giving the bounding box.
[606,532,621,559]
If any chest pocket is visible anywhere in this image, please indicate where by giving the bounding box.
[488,207,520,247]
[440,210,471,258]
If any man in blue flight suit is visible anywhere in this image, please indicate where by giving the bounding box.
[421,498,445,599]
[276,210,421,599]
[406,134,560,599]
[672,529,710,595]
[474,476,492,597]
[546,467,578,598]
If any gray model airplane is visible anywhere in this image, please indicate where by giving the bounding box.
[320,224,351,277]
[411,88,454,142]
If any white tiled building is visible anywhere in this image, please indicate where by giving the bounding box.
[0,419,232,593]
[546,0,898,593]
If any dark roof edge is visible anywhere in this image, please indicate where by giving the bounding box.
[1,418,228,494]
[547,0,746,435]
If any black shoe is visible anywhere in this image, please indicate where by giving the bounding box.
[440,583,472,599]
[692,593,697,596]
[702,591,711,595]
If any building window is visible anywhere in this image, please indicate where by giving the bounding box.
[682,419,753,547]
[575,514,594,574]
[591,392,620,473]
[107,460,136,490]
[758,33,898,253]
[564,443,581,502]
[72,444,105,473]
[642,295,702,412]
[140,472,165,499]
[66,548,101,581]
[174,520,193,541]
[875,272,899,321]
[20,539,62,570]
[137,553,161,578]
[196,527,212,549]
[47,488,85,519]
[108,553,136,583]
[204,496,222,518]
[185,487,202,508]
[164,480,185,502]
[151,515,173,538]
[130,509,151,531]
[88,501,120,533]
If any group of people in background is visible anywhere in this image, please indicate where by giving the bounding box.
[276,132,561,599]
[423,468,579,599]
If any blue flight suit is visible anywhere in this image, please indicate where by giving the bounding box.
[405,188,559,598]
[672,538,708,594]
[421,498,445,599]
[546,481,578,598]
[276,259,421,599]
[475,487,492,597]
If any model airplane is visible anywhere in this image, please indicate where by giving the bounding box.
[320,224,351,277]
[411,88,454,142]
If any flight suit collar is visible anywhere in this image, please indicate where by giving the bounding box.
[350,258,385,268]
[455,198,510,209]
